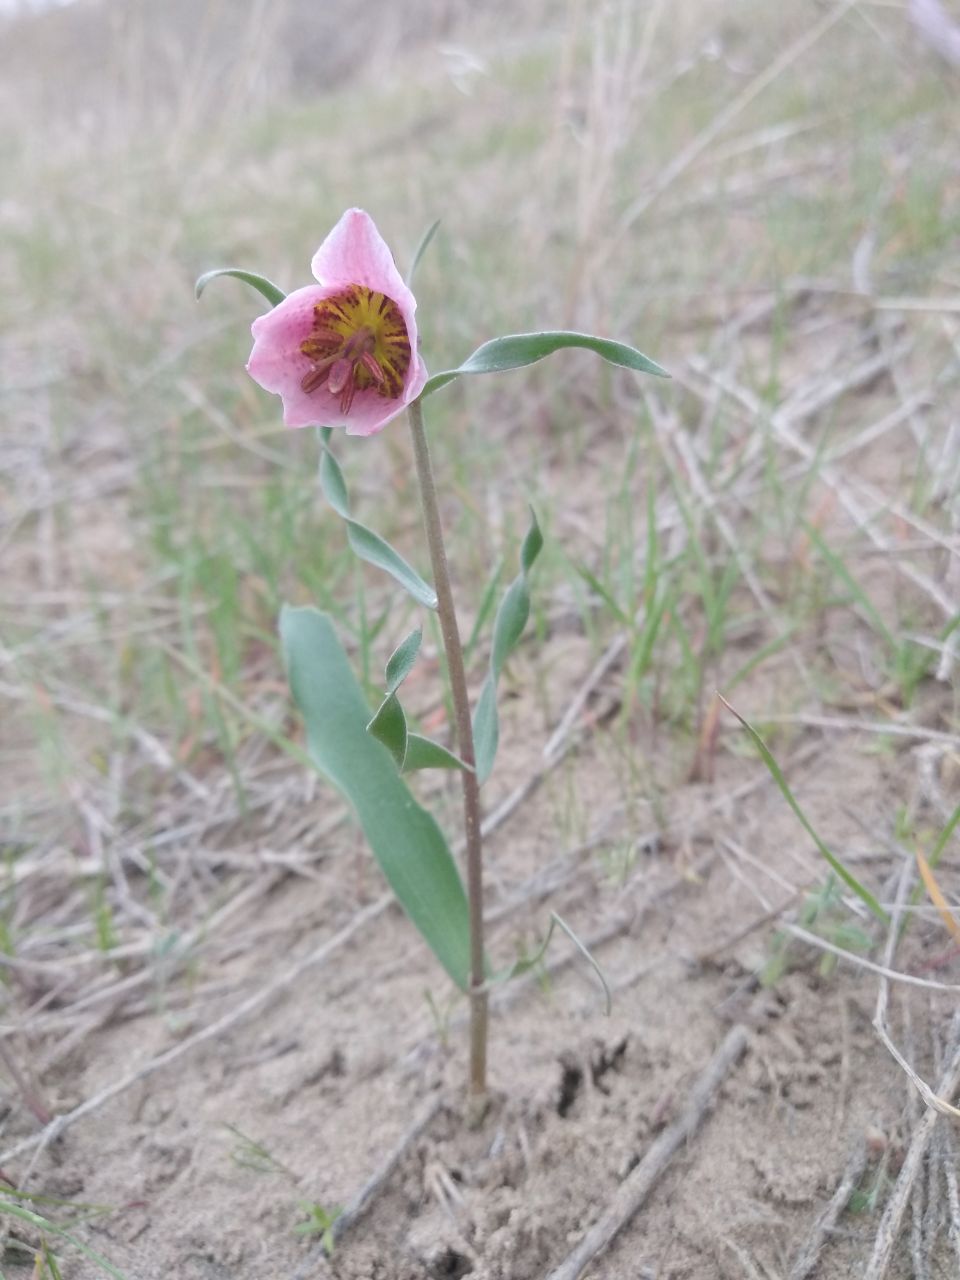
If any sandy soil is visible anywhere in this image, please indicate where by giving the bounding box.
[5,629,956,1279]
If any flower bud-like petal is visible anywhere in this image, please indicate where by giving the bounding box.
[246,210,427,436]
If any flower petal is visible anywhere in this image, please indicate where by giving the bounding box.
[311,209,412,311]
[343,355,428,437]
[246,212,427,434]
[246,285,330,428]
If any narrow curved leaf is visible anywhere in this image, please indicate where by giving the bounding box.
[195,267,286,308]
[281,607,471,988]
[422,331,668,398]
[386,628,422,693]
[317,438,438,610]
[406,218,441,287]
[488,911,611,1014]
[473,508,543,785]
[403,734,471,773]
[344,523,438,609]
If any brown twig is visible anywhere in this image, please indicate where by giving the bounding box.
[543,1022,750,1280]
[865,1016,960,1280]
[291,1094,443,1279]
[787,1141,869,1280]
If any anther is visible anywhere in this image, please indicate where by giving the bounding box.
[360,352,386,385]
[327,358,353,397]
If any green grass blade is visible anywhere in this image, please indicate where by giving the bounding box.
[803,520,895,650]
[406,217,441,287]
[572,559,630,626]
[929,799,960,872]
[464,558,504,664]
[281,606,471,988]
[488,912,611,1013]
[719,696,888,923]
[725,625,798,692]
[0,1201,126,1280]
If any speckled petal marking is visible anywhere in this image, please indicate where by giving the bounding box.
[299,286,412,414]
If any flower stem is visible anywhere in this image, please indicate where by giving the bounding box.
[407,397,487,1101]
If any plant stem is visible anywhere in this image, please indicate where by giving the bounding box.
[407,397,487,1100]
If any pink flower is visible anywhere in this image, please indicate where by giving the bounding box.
[246,209,427,436]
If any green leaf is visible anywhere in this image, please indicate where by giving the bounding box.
[194,267,286,308]
[370,633,468,773]
[403,734,471,773]
[368,631,464,773]
[422,331,668,398]
[281,607,471,988]
[385,628,422,693]
[366,691,407,770]
[519,514,545,574]
[317,438,438,610]
[406,218,441,287]
[719,695,888,924]
[345,523,438,610]
[473,508,543,785]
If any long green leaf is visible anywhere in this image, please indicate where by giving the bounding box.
[281,607,470,988]
[194,268,286,308]
[473,510,543,784]
[422,331,668,398]
[719,696,888,923]
[317,437,438,610]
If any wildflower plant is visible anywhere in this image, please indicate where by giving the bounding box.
[197,209,666,1104]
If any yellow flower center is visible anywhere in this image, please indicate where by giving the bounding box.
[300,286,412,414]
